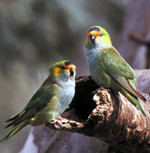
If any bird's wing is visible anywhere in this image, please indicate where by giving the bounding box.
[5,83,56,128]
[102,48,146,101]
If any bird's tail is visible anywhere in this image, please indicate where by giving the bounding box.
[121,89,147,117]
[0,122,27,143]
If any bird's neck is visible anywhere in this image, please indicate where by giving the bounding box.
[85,40,112,57]
[95,36,112,51]
[50,75,75,88]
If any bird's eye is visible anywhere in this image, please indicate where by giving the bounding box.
[100,33,103,36]
[69,68,74,77]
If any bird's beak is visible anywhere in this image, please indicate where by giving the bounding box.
[65,64,76,77]
[88,30,100,44]
[90,34,96,44]
[69,68,74,77]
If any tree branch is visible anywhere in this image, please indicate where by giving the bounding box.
[45,75,150,153]
[129,31,150,68]
[129,31,150,46]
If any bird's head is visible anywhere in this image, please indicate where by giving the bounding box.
[85,26,112,51]
[49,60,76,86]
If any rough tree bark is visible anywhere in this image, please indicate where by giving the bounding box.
[20,70,150,153]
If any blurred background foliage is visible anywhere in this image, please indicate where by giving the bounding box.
[2,0,149,152]
[0,0,126,74]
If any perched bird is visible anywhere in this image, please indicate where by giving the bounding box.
[84,26,147,116]
[0,60,76,142]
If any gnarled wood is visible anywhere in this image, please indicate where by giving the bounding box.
[46,76,150,153]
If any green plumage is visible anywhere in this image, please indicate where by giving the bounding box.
[101,48,146,115]
[85,26,147,116]
[1,60,76,142]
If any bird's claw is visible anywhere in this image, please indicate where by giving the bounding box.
[53,120,64,129]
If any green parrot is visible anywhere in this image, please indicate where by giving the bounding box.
[84,26,147,116]
[0,60,76,142]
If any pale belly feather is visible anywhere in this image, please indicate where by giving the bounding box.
[87,53,111,88]
[29,86,75,126]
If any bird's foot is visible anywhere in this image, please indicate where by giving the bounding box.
[53,120,64,129]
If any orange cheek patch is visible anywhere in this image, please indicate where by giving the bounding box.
[88,31,100,38]
[54,67,61,75]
